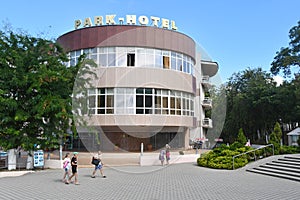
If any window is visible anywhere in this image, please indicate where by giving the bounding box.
[87,88,194,116]
[163,56,170,69]
[127,53,135,66]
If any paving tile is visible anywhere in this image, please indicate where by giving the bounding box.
[0,163,299,200]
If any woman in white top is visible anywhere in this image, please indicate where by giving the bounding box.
[62,152,71,183]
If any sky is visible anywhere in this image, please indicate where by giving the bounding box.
[0,0,299,83]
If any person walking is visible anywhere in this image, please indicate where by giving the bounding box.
[91,151,106,178]
[159,149,166,166]
[62,153,71,183]
[68,152,79,185]
[165,144,171,165]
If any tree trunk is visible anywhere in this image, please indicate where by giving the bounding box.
[26,151,33,169]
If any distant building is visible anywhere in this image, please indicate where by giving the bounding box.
[287,127,300,146]
[57,16,218,152]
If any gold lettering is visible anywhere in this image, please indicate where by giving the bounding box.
[150,16,160,27]
[94,16,103,26]
[138,16,149,25]
[74,20,81,29]
[106,15,116,25]
[161,18,169,29]
[126,15,136,25]
[83,18,92,27]
[171,20,177,30]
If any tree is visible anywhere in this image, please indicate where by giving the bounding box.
[0,30,76,151]
[222,68,279,143]
[273,122,282,144]
[271,20,300,77]
[236,128,247,145]
[268,122,282,155]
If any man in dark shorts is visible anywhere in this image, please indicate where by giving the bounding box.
[68,152,79,185]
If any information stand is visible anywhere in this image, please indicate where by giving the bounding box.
[33,150,44,168]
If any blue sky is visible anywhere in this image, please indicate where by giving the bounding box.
[1,0,299,83]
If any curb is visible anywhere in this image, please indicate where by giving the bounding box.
[0,171,34,178]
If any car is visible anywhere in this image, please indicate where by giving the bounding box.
[193,141,203,149]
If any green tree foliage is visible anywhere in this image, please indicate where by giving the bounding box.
[273,122,282,142]
[222,68,278,143]
[271,20,300,77]
[0,30,77,151]
[237,128,247,145]
[268,122,282,154]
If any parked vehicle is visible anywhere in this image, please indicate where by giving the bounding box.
[193,141,203,149]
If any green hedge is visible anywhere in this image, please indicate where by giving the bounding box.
[197,143,251,170]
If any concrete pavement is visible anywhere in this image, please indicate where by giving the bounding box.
[0,162,299,200]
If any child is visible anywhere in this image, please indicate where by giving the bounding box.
[62,153,71,184]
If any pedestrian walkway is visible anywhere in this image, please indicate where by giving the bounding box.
[44,148,208,167]
[0,162,299,199]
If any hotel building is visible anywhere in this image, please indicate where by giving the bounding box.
[57,15,218,152]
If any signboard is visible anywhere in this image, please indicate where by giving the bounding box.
[214,138,224,142]
[33,150,44,167]
[74,14,178,31]
[195,138,208,141]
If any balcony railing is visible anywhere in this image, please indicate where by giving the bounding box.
[202,118,213,128]
[202,97,212,109]
[201,76,212,88]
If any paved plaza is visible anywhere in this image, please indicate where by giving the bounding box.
[0,162,300,200]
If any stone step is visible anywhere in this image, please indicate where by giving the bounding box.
[246,168,300,182]
[283,156,300,161]
[259,164,300,174]
[252,167,300,178]
[278,158,300,163]
[272,160,300,166]
[266,162,300,170]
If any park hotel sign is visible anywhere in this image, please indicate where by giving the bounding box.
[75,14,178,30]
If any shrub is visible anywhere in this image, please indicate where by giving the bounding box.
[197,147,250,170]
[279,146,300,154]
[229,141,243,150]
[237,128,247,145]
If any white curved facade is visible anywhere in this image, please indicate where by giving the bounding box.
[58,25,218,151]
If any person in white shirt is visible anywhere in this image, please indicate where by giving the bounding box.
[62,152,71,183]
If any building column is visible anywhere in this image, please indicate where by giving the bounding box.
[184,128,190,149]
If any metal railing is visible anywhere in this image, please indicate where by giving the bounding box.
[232,144,274,170]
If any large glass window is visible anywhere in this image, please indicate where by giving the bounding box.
[87,87,194,116]
[68,47,195,75]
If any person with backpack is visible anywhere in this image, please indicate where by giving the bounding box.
[91,151,106,178]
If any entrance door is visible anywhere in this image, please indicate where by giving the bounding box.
[150,132,181,150]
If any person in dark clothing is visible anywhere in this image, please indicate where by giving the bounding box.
[68,152,79,185]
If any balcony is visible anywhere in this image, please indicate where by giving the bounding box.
[202,118,213,128]
[201,76,212,88]
[202,97,212,109]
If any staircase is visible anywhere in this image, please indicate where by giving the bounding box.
[246,154,300,182]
